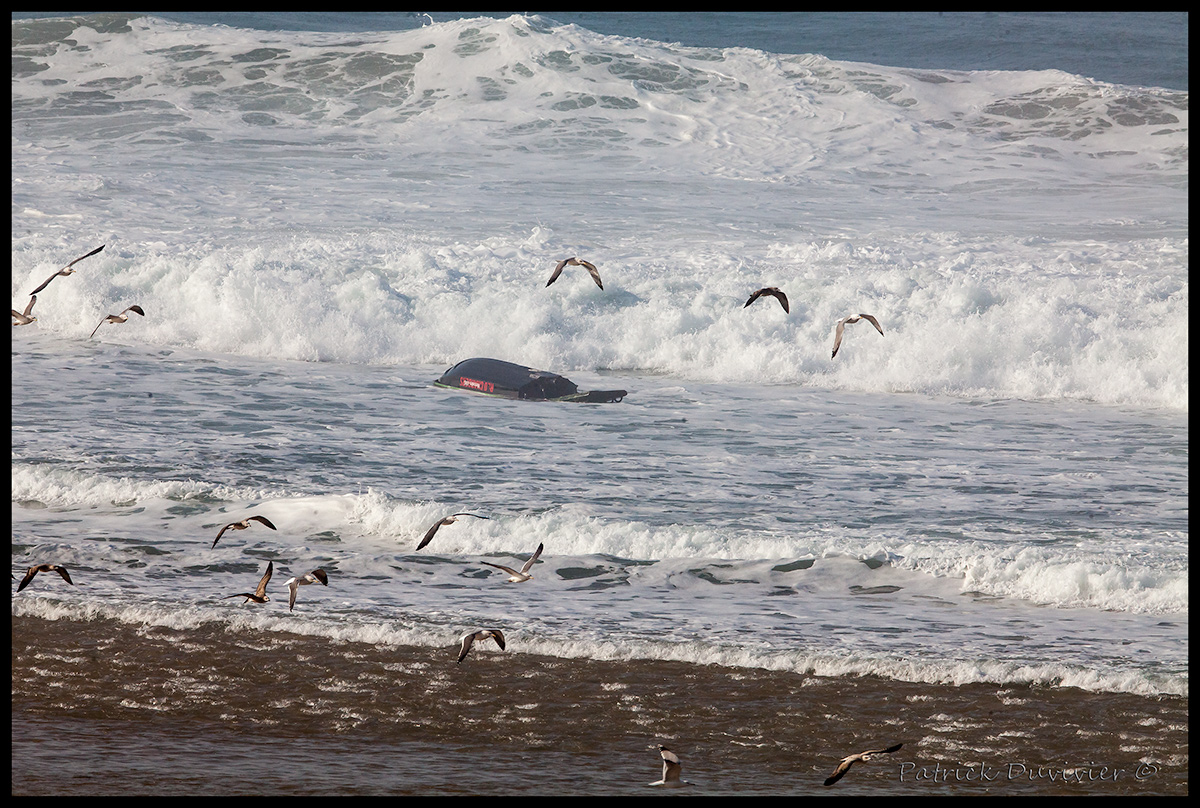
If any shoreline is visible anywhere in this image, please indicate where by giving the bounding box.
[11,613,1189,795]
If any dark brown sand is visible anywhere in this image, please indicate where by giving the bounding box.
[11,614,1188,795]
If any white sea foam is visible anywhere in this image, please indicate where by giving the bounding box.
[12,464,1188,617]
[12,595,1184,697]
[9,464,280,509]
[9,229,1188,410]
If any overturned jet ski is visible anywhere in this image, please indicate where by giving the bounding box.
[434,357,626,403]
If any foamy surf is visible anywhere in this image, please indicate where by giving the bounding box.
[12,463,1187,619]
[10,229,1188,410]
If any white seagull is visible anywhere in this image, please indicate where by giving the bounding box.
[284,568,329,612]
[89,304,144,339]
[546,257,603,290]
[16,563,75,593]
[831,313,884,359]
[12,295,37,326]
[417,512,489,551]
[481,542,543,582]
[29,244,105,295]
[457,629,506,664]
[824,743,904,786]
[649,744,691,787]
[223,561,273,604]
[212,514,278,548]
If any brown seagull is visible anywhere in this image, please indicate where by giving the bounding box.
[223,560,274,604]
[29,244,106,295]
[16,563,75,593]
[89,304,144,339]
[12,295,37,326]
[824,743,904,786]
[212,514,278,548]
[744,287,789,313]
[481,542,543,582]
[831,313,884,359]
[284,568,329,612]
[417,512,489,551]
[546,257,603,290]
[457,628,506,663]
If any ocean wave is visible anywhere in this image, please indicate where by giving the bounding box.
[15,470,1182,616]
[9,464,284,509]
[11,14,1187,184]
[11,229,1188,410]
[13,597,1185,697]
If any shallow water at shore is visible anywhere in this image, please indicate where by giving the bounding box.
[11,614,1188,795]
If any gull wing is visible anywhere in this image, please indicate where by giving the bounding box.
[457,632,477,663]
[579,260,604,290]
[831,318,848,358]
[520,543,544,574]
[16,567,40,592]
[546,258,570,287]
[212,523,235,548]
[417,517,449,550]
[254,561,274,599]
[660,747,682,782]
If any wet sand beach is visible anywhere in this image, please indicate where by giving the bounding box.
[11,614,1188,795]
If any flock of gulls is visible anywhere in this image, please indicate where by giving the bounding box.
[645,742,904,788]
[14,246,899,790]
[11,244,148,340]
[741,283,885,359]
[12,248,886,362]
[15,499,902,788]
[547,256,886,360]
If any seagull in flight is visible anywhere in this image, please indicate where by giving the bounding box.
[831,313,884,359]
[417,512,489,551]
[457,629,506,663]
[546,257,603,290]
[285,568,328,612]
[89,304,144,339]
[481,542,543,582]
[649,744,691,787]
[223,561,274,604]
[12,296,37,326]
[744,286,790,313]
[29,244,105,295]
[16,563,75,593]
[212,514,278,548]
[824,743,904,786]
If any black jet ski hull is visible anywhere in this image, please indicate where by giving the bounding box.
[434,357,626,403]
